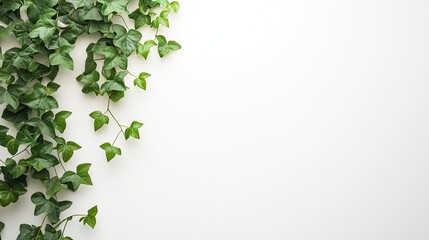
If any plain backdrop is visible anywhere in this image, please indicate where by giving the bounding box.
[2,0,429,239]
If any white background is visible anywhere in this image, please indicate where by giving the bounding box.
[2,0,429,239]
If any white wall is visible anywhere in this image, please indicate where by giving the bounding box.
[2,0,429,239]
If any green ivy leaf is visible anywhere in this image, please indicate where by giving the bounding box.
[31,192,72,224]
[60,163,92,191]
[44,176,68,197]
[77,71,100,94]
[124,121,143,140]
[49,46,74,70]
[133,72,150,90]
[54,137,81,162]
[79,205,98,229]
[17,224,40,240]
[136,40,156,59]
[156,35,181,57]
[0,135,21,155]
[0,170,27,207]
[53,111,72,133]
[0,26,10,38]
[99,142,121,161]
[26,154,59,172]
[0,86,19,110]
[66,0,93,9]
[26,116,57,138]
[96,0,130,15]
[28,18,57,45]
[5,159,27,179]
[129,9,151,29]
[112,24,142,56]
[169,1,180,12]
[0,221,4,240]
[156,0,169,7]
[102,47,128,70]
[43,224,62,240]
[89,111,109,131]
[21,83,59,112]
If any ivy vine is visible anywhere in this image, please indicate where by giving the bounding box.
[0,0,181,239]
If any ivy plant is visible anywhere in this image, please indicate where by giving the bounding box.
[0,0,181,239]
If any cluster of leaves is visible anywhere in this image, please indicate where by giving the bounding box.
[0,0,180,239]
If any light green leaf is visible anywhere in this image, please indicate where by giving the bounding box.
[169,1,180,12]
[156,35,181,57]
[99,142,121,161]
[89,111,109,131]
[124,121,143,140]
[133,72,150,90]
[156,0,169,7]
[136,40,156,59]
[96,0,130,15]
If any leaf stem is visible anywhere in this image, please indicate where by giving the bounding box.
[11,145,30,159]
[61,219,69,237]
[127,70,137,78]
[116,14,130,31]
[112,130,122,146]
[34,215,48,240]
[105,98,125,135]
[53,166,59,177]
[57,153,66,172]
[54,214,86,229]
[153,28,159,41]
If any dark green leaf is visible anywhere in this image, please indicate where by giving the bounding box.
[31,192,72,224]
[0,177,27,207]
[26,154,59,172]
[5,159,27,179]
[55,137,81,162]
[53,111,72,133]
[44,176,68,197]
[61,163,92,191]
[17,224,40,240]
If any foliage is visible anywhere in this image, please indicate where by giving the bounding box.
[0,0,181,238]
